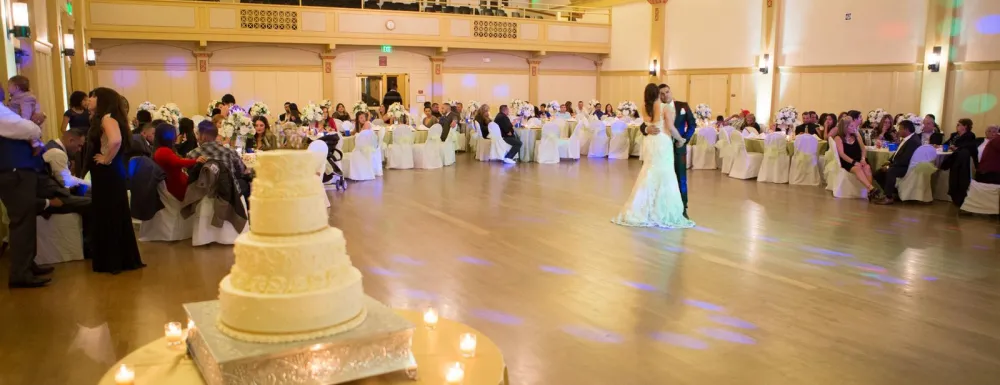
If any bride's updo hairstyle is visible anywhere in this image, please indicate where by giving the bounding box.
[643,83,659,118]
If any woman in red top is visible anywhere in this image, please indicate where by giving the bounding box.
[152,123,206,200]
[976,126,1000,184]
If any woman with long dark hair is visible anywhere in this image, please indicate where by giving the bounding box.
[86,87,144,274]
[611,83,694,229]
[286,103,303,125]
[817,113,836,140]
[175,117,198,157]
[332,103,351,121]
[247,116,278,152]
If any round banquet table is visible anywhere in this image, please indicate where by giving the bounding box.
[98,309,509,385]
[341,129,430,153]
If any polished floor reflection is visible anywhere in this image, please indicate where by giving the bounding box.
[2,155,999,385]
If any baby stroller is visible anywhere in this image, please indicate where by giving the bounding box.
[306,134,347,191]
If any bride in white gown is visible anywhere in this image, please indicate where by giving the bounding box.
[612,83,696,228]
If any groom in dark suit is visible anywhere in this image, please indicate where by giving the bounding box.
[659,84,696,218]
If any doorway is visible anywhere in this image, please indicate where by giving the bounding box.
[357,73,409,111]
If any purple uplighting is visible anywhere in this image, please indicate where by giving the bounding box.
[470,309,523,325]
[391,255,425,266]
[457,256,493,266]
[696,328,756,345]
[800,246,853,258]
[683,299,725,312]
[901,217,920,223]
[847,262,887,273]
[664,246,684,253]
[367,267,402,277]
[561,325,624,344]
[651,332,709,350]
[210,71,232,89]
[399,289,438,300]
[992,234,1000,239]
[461,74,477,87]
[922,276,939,282]
[755,236,779,242]
[622,281,658,291]
[862,272,907,285]
[804,258,837,267]
[976,15,1000,35]
[693,226,716,234]
[539,265,574,275]
[707,315,758,330]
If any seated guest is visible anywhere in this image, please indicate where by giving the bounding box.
[871,115,897,144]
[377,105,393,125]
[564,101,576,117]
[494,105,520,164]
[285,103,303,126]
[475,104,491,138]
[744,113,761,134]
[941,118,979,206]
[332,103,351,121]
[714,116,726,130]
[247,116,278,152]
[834,115,888,203]
[594,104,605,119]
[176,118,198,157]
[817,113,836,140]
[923,114,940,136]
[975,125,1000,184]
[355,111,372,132]
[187,120,250,202]
[873,120,919,204]
[422,106,437,127]
[980,125,998,160]
[577,101,585,115]
[604,104,615,119]
[795,111,819,136]
[554,104,572,120]
[153,123,207,201]
[278,102,292,123]
[919,116,944,145]
[42,128,89,190]
[130,122,155,157]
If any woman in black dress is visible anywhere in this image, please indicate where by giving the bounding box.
[175,117,198,157]
[85,87,144,274]
[833,116,887,203]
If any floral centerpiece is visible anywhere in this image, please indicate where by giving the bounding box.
[352,101,368,116]
[138,101,158,114]
[154,103,182,126]
[588,99,600,113]
[617,101,638,117]
[206,99,222,116]
[510,99,525,113]
[301,102,325,125]
[320,100,333,110]
[775,106,798,127]
[695,103,712,125]
[222,107,253,146]
[248,101,270,118]
[387,103,408,120]
[548,100,560,112]
[902,113,922,128]
[868,108,887,125]
[518,103,535,119]
[465,100,480,120]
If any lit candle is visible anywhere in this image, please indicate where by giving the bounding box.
[184,318,196,339]
[459,333,477,358]
[114,364,134,385]
[444,362,464,384]
[423,308,438,329]
[404,353,418,380]
[165,322,183,346]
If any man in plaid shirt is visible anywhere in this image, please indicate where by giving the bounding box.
[187,121,249,195]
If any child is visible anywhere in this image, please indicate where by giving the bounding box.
[7,75,43,125]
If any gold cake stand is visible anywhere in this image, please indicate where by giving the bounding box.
[97,309,509,385]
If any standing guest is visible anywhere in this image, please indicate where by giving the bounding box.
[919,117,944,145]
[816,113,836,140]
[278,102,292,123]
[62,91,90,130]
[493,105,520,164]
[153,123,207,201]
[874,120,919,204]
[247,116,278,152]
[176,118,199,157]
[975,125,1000,184]
[7,75,43,125]
[455,102,465,119]
[438,103,458,141]
[833,116,887,204]
[85,87,145,274]
[475,104,491,138]
[332,103,351,121]
[382,86,402,108]
[431,103,442,118]
[941,118,979,206]
[220,94,236,117]
[43,127,90,190]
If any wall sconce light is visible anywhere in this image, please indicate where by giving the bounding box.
[10,2,30,39]
[759,54,770,74]
[927,46,942,72]
[86,49,96,66]
[63,33,75,56]
[649,59,658,76]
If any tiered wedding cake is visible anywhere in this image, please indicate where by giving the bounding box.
[217,150,366,343]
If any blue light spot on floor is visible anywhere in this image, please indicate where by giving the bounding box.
[664,245,684,253]
[539,265,574,275]
[457,256,493,266]
[862,272,907,285]
[755,236,780,242]
[470,309,523,325]
[368,267,402,277]
[399,289,438,300]
[683,299,725,312]
[651,332,709,350]
[804,258,837,267]
[901,217,919,223]
[800,246,853,257]
[561,325,624,344]
[847,262,887,273]
[697,328,757,345]
[707,315,758,330]
[391,255,425,266]
[694,226,717,234]
[623,281,658,291]
[922,276,939,281]
[992,234,1000,239]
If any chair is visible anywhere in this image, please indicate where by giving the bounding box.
[827,139,869,199]
[340,121,355,136]
[535,122,561,164]
[716,127,736,174]
[587,120,608,157]
[335,119,346,131]
[607,121,630,159]
[728,131,763,180]
[789,134,821,186]
[757,133,791,184]
[307,140,333,208]
[387,125,416,169]
[413,124,444,169]
[35,213,84,265]
[453,121,468,153]
[897,145,939,202]
[371,119,384,127]
[742,126,760,137]
[553,118,570,138]
[960,180,1000,214]
[558,121,582,160]
[191,165,249,247]
[138,182,195,242]
[441,125,457,166]
[473,121,492,161]
[487,122,513,161]
[577,120,593,155]
[527,117,542,127]
[691,127,718,169]
[342,130,379,181]
[823,139,840,190]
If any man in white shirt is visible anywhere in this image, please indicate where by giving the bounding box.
[42,127,90,190]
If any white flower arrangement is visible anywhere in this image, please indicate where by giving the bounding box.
[548,100,561,111]
[588,99,600,110]
[387,103,408,120]
[248,101,270,118]
[617,101,638,117]
[465,100,480,119]
[444,99,458,107]
[518,103,535,119]
[352,101,368,116]
[300,102,325,124]
[695,103,712,121]
[903,113,922,128]
[153,103,182,126]
[510,99,525,112]
[320,100,333,110]
[222,108,253,139]
[868,108,888,125]
[775,106,798,126]
[138,101,158,113]
[206,99,222,116]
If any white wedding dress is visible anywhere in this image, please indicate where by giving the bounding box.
[611,106,695,229]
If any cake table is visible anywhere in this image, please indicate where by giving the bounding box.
[98,309,509,385]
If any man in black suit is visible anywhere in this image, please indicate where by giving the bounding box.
[131,122,154,157]
[382,87,403,109]
[659,84,696,218]
[493,105,520,164]
[438,103,458,142]
[795,111,819,135]
[919,116,944,145]
[874,119,920,203]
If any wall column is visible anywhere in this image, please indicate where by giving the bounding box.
[430,56,445,103]
[649,1,666,82]
[594,59,603,103]
[193,50,212,114]
[69,0,89,92]
[528,58,540,103]
[321,52,335,101]
[756,0,782,124]
[919,0,957,124]
[47,1,68,123]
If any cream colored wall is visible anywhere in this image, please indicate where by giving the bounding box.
[665,0,761,70]
[208,71,322,118]
[442,73,530,110]
[777,70,921,118]
[94,43,199,118]
[445,51,529,69]
[333,49,431,110]
[210,45,322,66]
[944,68,1000,135]
[599,74,648,106]
[954,0,1000,62]
[604,2,650,71]
[539,75,596,103]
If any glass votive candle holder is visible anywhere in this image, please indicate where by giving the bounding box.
[444,362,464,384]
[164,322,183,347]
[423,308,438,330]
[459,333,477,358]
[114,364,134,385]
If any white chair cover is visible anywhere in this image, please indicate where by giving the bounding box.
[742,127,759,137]
[827,139,869,199]
[340,121,355,134]
[191,165,250,246]
[387,125,416,169]
[527,117,542,127]
[607,121,630,159]
[757,133,791,184]
[138,182,195,242]
[716,127,737,174]
[577,120,593,155]
[587,120,609,158]
[371,119,384,126]
[441,125,457,166]
[35,213,84,265]
[535,122,561,164]
[487,122,513,161]
[960,180,1000,214]
[789,134,821,186]
[307,140,333,208]
[692,127,718,169]
[823,138,839,190]
[413,124,444,169]
[342,129,378,181]
[728,131,763,180]
[473,121,492,161]
[559,121,582,160]
[553,118,570,138]
[898,145,939,202]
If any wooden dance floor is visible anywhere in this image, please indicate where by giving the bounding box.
[1,155,999,385]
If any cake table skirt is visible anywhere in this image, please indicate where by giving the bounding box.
[98,309,509,385]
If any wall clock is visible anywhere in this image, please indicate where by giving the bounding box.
[386,20,396,31]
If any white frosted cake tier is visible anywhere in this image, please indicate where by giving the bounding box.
[252,150,322,183]
[218,266,365,341]
[248,194,329,235]
[229,228,351,294]
[251,176,325,200]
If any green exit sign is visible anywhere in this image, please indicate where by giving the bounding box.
[381,45,392,53]
[66,1,73,15]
